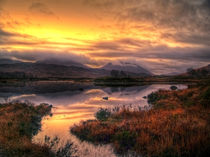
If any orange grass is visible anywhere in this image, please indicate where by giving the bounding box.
[0,102,54,157]
[71,86,210,157]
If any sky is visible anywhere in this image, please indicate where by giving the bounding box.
[0,0,210,74]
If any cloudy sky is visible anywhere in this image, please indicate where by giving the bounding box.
[0,0,210,74]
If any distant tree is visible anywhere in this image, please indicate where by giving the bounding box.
[200,69,208,76]
[187,68,196,75]
[187,68,193,73]
[120,71,127,78]
[111,70,119,78]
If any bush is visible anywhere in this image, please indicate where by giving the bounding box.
[95,108,111,121]
[147,90,168,105]
[147,92,159,104]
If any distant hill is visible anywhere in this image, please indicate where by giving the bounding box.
[162,72,181,76]
[0,62,108,79]
[36,58,88,68]
[180,64,210,78]
[0,59,152,79]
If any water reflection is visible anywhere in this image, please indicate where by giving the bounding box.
[0,82,187,157]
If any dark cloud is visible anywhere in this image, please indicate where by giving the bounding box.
[120,0,210,45]
[147,48,210,62]
[0,28,16,37]
[91,38,152,51]
[118,38,151,48]
[90,46,210,63]
[0,49,96,65]
[89,51,131,58]
[0,0,5,5]
[0,28,38,46]
[83,0,125,9]
[92,42,121,51]
[0,40,39,46]
[125,0,208,28]
[29,2,54,15]
[161,32,210,46]
[202,0,210,9]
[83,0,210,46]
[88,37,210,71]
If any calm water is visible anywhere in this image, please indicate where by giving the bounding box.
[0,81,187,157]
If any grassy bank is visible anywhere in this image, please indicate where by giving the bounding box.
[71,84,210,156]
[0,101,76,157]
[0,102,54,157]
[93,76,209,87]
[94,77,142,86]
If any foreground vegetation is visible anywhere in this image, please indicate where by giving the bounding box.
[0,102,53,156]
[0,102,76,157]
[71,83,210,157]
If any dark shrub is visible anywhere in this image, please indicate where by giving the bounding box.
[95,108,111,121]
[160,147,178,157]
[114,131,136,152]
[147,92,159,104]
[147,90,168,105]
[201,87,210,108]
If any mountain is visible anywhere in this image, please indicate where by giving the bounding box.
[101,62,152,76]
[36,58,88,68]
[185,64,210,77]
[0,62,110,79]
[176,64,210,78]
[0,59,152,79]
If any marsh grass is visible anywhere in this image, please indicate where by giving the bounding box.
[43,136,77,157]
[0,101,77,157]
[71,85,210,157]
[0,101,54,157]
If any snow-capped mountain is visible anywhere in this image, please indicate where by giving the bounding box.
[102,62,152,76]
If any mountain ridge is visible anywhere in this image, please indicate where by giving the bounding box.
[102,62,152,76]
[36,58,88,69]
[0,59,152,79]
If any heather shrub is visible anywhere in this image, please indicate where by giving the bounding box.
[95,108,111,121]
